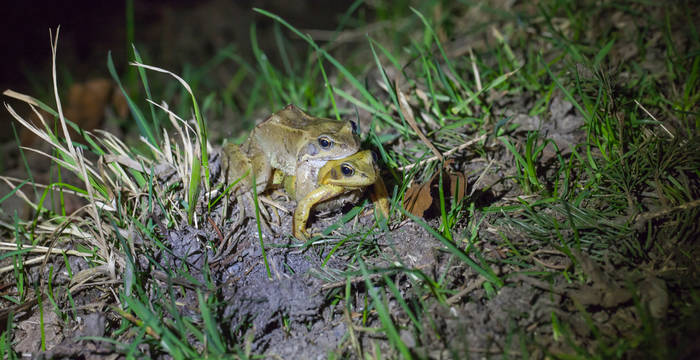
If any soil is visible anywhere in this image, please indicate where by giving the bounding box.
[2,1,699,359]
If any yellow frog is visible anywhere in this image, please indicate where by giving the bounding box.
[223,104,360,195]
[284,150,390,240]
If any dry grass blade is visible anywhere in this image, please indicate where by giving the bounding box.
[396,79,443,161]
[0,242,93,257]
[635,99,673,138]
[150,99,196,191]
[469,48,482,91]
[3,89,42,106]
[0,242,94,274]
[50,27,78,161]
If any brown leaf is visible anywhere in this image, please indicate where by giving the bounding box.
[403,168,468,218]
[403,172,438,218]
[448,171,467,204]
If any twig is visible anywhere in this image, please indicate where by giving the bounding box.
[0,243,94,274]
[530,249,571,270]
[631,198,700,230]
[321,264,430,290]
[447,277,486,304]
[398,134,487,171]
[469,158,494,196]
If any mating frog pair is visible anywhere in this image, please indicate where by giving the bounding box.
[222,104,389,239]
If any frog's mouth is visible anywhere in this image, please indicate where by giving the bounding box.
[302,140,357,163]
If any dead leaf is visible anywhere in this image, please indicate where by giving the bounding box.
[448,169,467,205]
[415,88,430,111]
[404,174,436,218]
[403,166,468,218]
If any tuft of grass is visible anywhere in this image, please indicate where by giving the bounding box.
[2,27,241,357]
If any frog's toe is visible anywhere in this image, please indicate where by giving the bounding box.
[293,228,310,240]
[241,193,271,221]
[230,196,247,230]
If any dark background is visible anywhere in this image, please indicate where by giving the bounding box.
[0,0,358,153]
[1,0,356,91]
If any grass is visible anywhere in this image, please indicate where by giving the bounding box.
[1,0,699,358]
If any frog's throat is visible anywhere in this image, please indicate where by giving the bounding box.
[305,159,330,169]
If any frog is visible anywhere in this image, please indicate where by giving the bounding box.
[223,104,360,195]
[284,150,390,240]
[222,104,361,229]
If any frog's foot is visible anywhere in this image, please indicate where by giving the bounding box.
[293,228,311,241]
[229,194,273,236]
[242,193,276,237]
[295,226,324,240]
[258,195,291,227]
[244,193,271,220]
[292,220,326,240]
[270,189,291,202]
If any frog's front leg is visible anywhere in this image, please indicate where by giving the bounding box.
[293,184,345,240]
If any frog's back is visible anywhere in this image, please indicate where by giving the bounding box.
[269,104,347,132]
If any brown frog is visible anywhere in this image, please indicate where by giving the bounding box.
[222,104,361,229]
[223,104,360,195]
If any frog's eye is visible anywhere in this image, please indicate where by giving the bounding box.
[370,150,379,163]
[318,136,333,149]
[350,121,358,134]
[340,163,354,176]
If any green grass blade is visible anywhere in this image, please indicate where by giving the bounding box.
[593,38,615,67]
[360,261,412,359]
[0,179,30,204]
[254,8,387,114]
[198,290,226,354]
[107,52,158,147]
[399,207,503,287]
[132,46,162,145]
[251,171,272,280]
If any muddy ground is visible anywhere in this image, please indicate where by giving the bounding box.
[2,1,699,359]
[9,91,688,358]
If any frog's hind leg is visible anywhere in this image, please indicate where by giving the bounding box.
[223,142,275,234]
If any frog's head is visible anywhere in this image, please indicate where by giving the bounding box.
[318,150,378,188]
[281,105,361,164]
